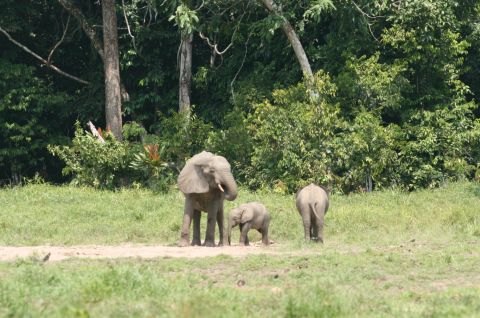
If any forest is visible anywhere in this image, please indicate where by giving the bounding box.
[2,0,480,194]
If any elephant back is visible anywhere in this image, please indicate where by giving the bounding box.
[296,183,329,213]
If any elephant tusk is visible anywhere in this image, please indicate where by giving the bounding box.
[218,184,225,192]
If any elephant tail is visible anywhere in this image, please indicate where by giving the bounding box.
[309,202,329,227]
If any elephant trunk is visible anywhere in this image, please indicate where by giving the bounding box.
[218,169,237,201]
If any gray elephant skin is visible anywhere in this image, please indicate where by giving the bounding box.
[227,202,271,247]
[177,151,238,247]
[296,183,329,243]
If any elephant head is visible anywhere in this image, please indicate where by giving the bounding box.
[177,151,238,201]
[227,207,253,245]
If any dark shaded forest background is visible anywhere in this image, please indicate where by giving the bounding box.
[2,0,480,194]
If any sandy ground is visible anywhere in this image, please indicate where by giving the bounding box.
[0,243,288,262]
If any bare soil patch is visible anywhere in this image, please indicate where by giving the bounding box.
[0,244,294,261]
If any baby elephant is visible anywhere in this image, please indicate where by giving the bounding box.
[227,202,271,247]
[296,183,329,243]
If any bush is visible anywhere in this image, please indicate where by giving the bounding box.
[152,109,214,165]
[129,143,177,193]
[243,71,340,194]
[48,121,134,189]
[335,111,396,193]
[204,108,254,179]
[397,101,480,189]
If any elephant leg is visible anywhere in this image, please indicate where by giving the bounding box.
[239,224,243,245]
[216,204,226,246]
[203,200,220,247]
[179,196,195,247]
[191,210,202,246]
[240,222,251,246]
[315,211,325,244]
[298,203,311,242]
[303,218,311,243]
[311,217,318,242]
[301,215,312,243]
[261,226,269,247]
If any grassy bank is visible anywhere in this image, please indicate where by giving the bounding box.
[0,182,479,246]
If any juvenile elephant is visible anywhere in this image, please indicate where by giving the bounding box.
[296,183,329,243]
[227,202,271,247]
[177,151,238,247]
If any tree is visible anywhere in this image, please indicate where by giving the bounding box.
[260,0,314,80]
[0,63,72,185]
[382,0,470,114]
[338,111,395,193]
[102,0,123,142]
[179,30,194,117]
[335,52,408,117]
[260,0,334,97]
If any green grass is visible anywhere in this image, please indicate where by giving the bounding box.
[1,247,480,317]
[1,182,480,317]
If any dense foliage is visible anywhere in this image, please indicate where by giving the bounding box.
[2,0,480,193]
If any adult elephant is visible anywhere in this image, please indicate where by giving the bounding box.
[177,151,238,247]
[296,183,329,243]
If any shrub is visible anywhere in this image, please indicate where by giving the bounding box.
[336,111,396,193]
[152,109,214,165]
[397,101,480,189]
[204,108,254,179]
[48,121,134,189]
[0,62,72,185]
[130,143,176,193]
[243,70,340,194]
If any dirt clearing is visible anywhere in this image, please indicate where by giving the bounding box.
[0,244,295,261]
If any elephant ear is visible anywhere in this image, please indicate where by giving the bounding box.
[177,151,214,194]
[241,207,254,223]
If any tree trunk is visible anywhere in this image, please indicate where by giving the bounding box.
[366,170,373,193]
[102,0,123,142]
[210,34,217,68]
[260,0,318,98]
[57,0,104,59]
[12,167,21,186]
[57,0,131,101]
[179,29,193,118]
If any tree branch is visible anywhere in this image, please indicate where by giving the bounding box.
[48,13,71,66]
[351,1,386,20]
[351,1,384,42]
[57,0,105,61]
[92,25,129,30]
[199,32,233,55]
[0,26,92,85]
[231,29,254,105]
[121,0,139,55]
[198,0,251,56]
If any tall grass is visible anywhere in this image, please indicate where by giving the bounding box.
[0,182,479,246]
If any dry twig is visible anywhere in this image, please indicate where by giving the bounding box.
[87,121,106,143]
